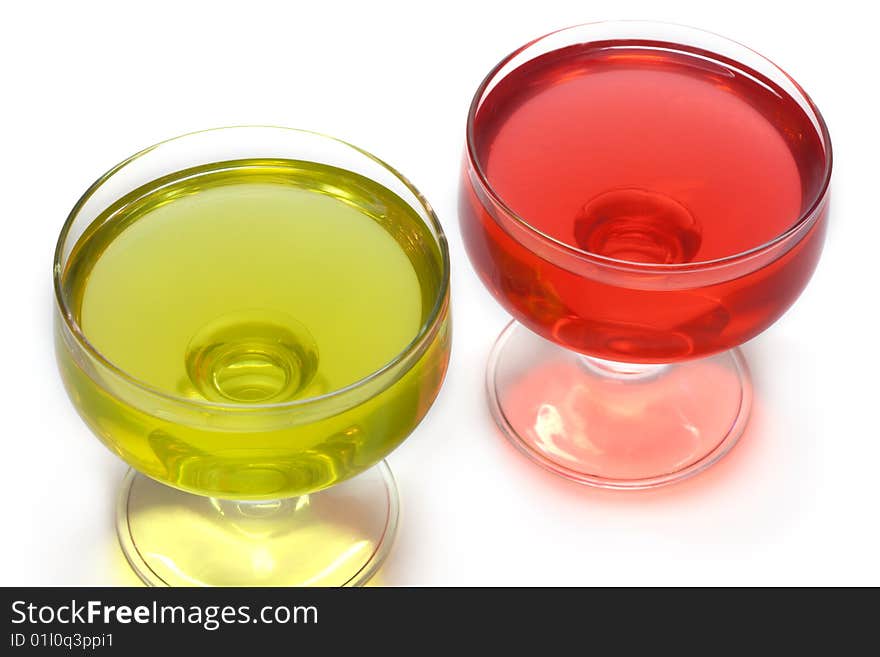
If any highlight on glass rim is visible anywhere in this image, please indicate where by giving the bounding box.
[54,127,451,586]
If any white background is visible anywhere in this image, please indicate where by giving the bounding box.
[2,0,877,586]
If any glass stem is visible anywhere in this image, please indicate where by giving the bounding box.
[578,354,670,381]
[209,496,308,520]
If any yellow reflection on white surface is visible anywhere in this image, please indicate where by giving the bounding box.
[116,468,394,587]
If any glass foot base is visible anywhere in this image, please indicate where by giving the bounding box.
[116,462,399,586]
[488,321,752,489]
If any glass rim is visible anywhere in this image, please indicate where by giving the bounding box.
[53,125,451,411]
[464,20,833,273]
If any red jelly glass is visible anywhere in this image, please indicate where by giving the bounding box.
[460,22,831,488]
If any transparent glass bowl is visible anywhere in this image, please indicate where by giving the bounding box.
[459,22,831,488]
[55,127,451,584]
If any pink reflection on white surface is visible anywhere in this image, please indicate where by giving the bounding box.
[500,353,744,481]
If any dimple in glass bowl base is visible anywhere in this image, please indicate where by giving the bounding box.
[487,321,752,489]
[116,462,399,586]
